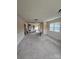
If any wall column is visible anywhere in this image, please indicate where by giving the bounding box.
[43,22,47,34]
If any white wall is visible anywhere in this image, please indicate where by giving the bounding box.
[47,31,61,40]
[17,16,26,45]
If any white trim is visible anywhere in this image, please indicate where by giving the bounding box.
[44,16,61,22]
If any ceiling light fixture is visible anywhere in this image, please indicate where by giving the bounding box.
[34,19,38,22]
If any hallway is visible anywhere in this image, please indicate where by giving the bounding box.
[17,33,61,59]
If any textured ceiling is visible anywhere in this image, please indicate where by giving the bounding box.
[17,0,61,22]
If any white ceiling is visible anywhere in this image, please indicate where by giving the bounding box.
[17,0,61,22]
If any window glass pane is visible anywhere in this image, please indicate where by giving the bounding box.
[50,27,53,31]
[54,22,60,32]
[54,27,60,32]
[50,23,54,27]
[49,23,54,31]
[54,22,60,27]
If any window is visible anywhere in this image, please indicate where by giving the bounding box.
[49,22,61,32]
[49,23,54,31]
